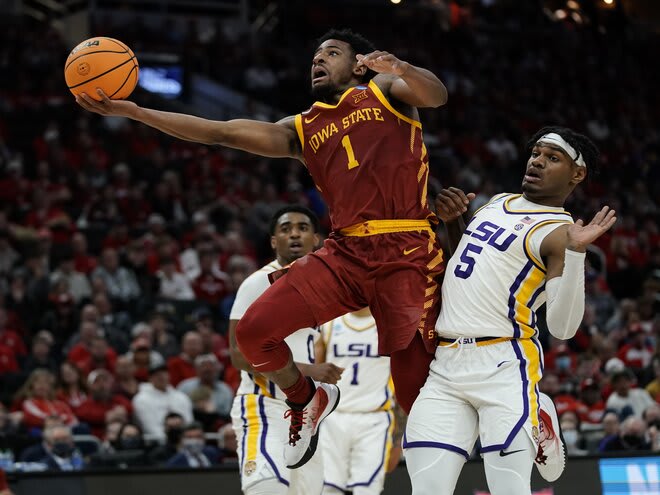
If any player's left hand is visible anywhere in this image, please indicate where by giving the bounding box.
[306,363,344,384]
[356,51,409,76]
[567,206,617,252]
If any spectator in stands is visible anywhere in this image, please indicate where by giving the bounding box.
[55,361,87,409]
[598,411,621,452]
[606,369,655,419]
[49,248,92,304]
[191,248,230,307]
[71,232,97,275]
[18,415,64,462]
[38,424,84,471]
[0,308,27,360]
[132,363,192,441]
[97,419,124,455]
[178,354,233,417]
[113,422,145,451]
[91,247,141,308]
[0,403,28,460]
[113,355,139,399]
[22,331,57,375]
[617,323,655,372]
[125,336,165,382]
[0,228,19,278]
[75,369,132,439]
[578,378,606,425]
[147,412,185,465]
[77,336,117,376]
[16,370,77,429]
[167,331,203,386]
[601,416,652,452]
[216,422,237,460]
[646,355,660,402]
[560,410,588,456]
[66,321,111,368]
[156,256,195,301]
[148,311,178,359]
[92,292,131,353]
[166,421,218,468]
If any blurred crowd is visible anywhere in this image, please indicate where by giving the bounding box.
[0,0,658,472]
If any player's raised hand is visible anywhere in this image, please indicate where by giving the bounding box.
[306,363,344,384]
[567,206,617,252]
[356,51,408,76]
[75,88,138,118]
[434,187,475,223]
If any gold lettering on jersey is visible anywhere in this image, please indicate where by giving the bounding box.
[341,108,385,129]
[309,122,339,153]
[352,89,368,103]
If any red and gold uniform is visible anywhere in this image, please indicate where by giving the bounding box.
[236,80,445,412]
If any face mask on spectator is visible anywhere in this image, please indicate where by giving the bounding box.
[118,436,143,450]
[182,438,204,455]
[562,429,579,446]
[556,356,571,371]
[167,427,183,445]
[52,442,74,458]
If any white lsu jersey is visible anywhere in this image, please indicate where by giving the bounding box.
[230,261,318,401]
[435,193,573,340]
[322,313,393,413]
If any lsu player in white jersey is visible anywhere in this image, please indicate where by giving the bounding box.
[315,307,396,495]
[229,206,344,495]
[405,127,617,495]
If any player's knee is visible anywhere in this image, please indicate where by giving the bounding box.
[235,309,268,357]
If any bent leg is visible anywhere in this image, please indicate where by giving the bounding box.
[482,429,536,495]
[405,448,466,495]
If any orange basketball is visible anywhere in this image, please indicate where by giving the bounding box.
[64,37,139,100]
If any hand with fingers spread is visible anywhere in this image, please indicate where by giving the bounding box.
[75,88,138,118]
[434,187,476,223]
[567,206,617,252]
[356,51,409,76]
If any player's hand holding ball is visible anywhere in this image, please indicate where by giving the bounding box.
[65,37,139,117]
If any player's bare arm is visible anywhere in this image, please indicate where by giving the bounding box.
[357,51,447,109]
[541,205,617,279]
[75,89,302,160]
[435,187,476,255]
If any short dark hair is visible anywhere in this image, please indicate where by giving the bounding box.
[526,126,600,175]
[317,28,377,82]
[269,205,320,235]
[165,412,184,422]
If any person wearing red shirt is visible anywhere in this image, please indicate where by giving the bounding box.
[0,307,27,358]
[16,369,77,428]
[167,331,203,386]
[0,345,17,374]
[78,336,117,376]
[577,378,606,425]
[67,322,117,372]
[191,249,230,306]
[75,369,132,439]
[617,324,654,371]
[71,232,98,275]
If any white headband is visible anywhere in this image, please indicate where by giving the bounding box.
[536,133,586,168]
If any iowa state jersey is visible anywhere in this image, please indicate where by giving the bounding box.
[435,194,573,339]
[295,79,435,231]
[322,313,393,413]
[229,261,318,400]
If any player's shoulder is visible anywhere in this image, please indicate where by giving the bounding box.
[237,262,278,289]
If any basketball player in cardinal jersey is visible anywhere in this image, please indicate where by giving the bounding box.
[316,308,395,495]
[405,127,617,495]
[76,28,448,469]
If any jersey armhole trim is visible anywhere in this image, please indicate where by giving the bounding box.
[523,220,571,272]
[472,192,513,216]
[294,114,304,152]
[368,80,422,129]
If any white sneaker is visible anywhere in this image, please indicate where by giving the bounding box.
[535,392,566,482]
[284,381,340,469]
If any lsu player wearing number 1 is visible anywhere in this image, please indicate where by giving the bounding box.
[316,308,396,495]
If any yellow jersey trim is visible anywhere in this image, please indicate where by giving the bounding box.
[503,194,572,216]
[341,315,377,332]
[339,219,432,237]
[523,220,571,273]
[368,80,422,129]
[294,114,304,152]
[310,85,357,109]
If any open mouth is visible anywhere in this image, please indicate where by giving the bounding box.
[289,241,303,251]
[312,66,328,84]
[524,169,542,183]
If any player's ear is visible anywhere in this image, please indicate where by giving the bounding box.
[313,233,321,248]
[270,236,277,250]
[571,165,587,186]
[353,61,368,78]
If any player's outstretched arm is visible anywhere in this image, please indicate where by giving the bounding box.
[76,89,302,160]
[357,51,448,108]
[542,206,617,340]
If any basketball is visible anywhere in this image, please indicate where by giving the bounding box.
[64,37,139,100]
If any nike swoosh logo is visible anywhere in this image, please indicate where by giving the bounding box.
[304,114,320,124]
[403,246,421,255]
[251,361,271,368]
[499,449,525,457]
[497,361,509,368]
